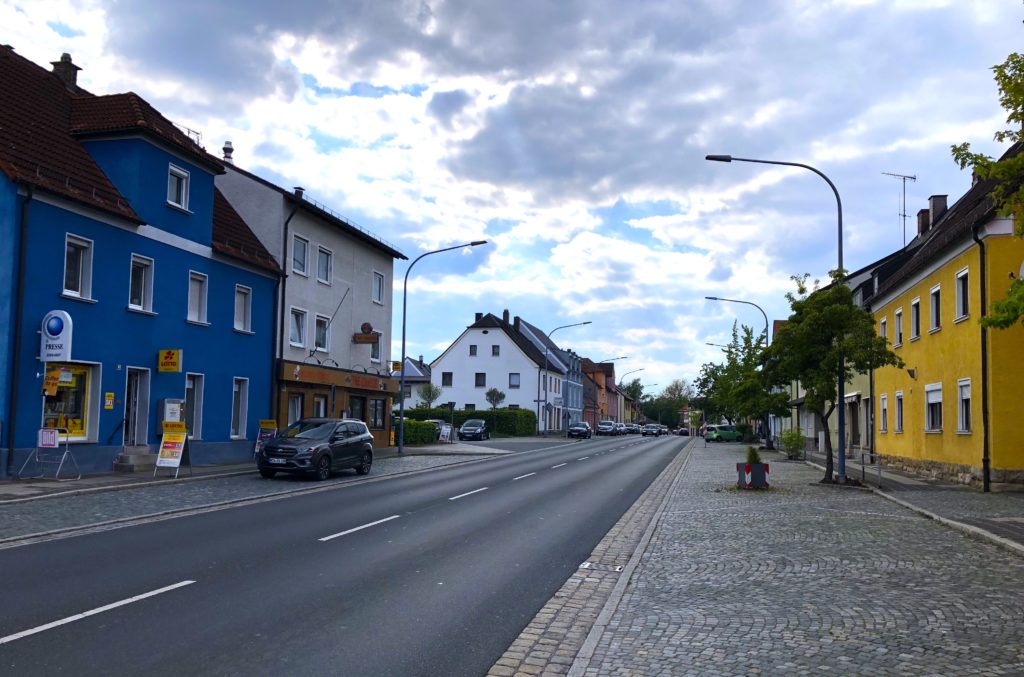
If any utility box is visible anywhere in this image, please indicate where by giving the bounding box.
[159,399,185,425]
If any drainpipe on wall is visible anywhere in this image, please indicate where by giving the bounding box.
[274,188,304,421]
[971,221,991,492]
[5,184,32,476]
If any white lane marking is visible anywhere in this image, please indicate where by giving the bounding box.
[551,463,567,468]
[577,457,590,461]
[319,515,401,542]
[449,487,488,501]
[0,580,195,645]
[513,473,536,480]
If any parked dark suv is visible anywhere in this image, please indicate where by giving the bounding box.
[258,418,373,481]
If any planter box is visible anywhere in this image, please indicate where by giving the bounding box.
[737,462,770,489]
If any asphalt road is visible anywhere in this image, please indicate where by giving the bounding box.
[0,434,684,676]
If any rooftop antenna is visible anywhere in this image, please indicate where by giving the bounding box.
[883,171,917,247]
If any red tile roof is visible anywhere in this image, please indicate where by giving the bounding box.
[0,46,140,222]
[212,188,280,273]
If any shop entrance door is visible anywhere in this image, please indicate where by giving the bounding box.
[124,368,150,446]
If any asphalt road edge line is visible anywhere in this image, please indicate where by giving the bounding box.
[803,459,1024,558]
[567,438,696,676]
[0,579,195,645]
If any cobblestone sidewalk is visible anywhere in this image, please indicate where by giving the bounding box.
[496,444,1024,676]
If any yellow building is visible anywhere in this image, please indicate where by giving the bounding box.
[872,168,1024,488]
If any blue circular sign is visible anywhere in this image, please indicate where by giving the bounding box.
[45,315,64,337]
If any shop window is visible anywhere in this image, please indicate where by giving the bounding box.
[370,399,386,428]
[287,393,303,424]
[63,234,93,298]
[185,373,204,438]
[350,396,366,421]
[313,395,328,417]
[129,254,154,311]
[42,363,93,440]
[231,377,248,438]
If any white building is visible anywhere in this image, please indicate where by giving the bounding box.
[430,311,565,429]
[215,150,406,447]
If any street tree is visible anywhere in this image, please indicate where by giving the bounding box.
[485,387,506,409]
[765,273,903,483]
[694,362,735,425]
[620,378,644,402]
[717,323,789,447]
[418,382,442,409]
[952,51,1024,328]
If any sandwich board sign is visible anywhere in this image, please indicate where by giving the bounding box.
[155,420,191,478]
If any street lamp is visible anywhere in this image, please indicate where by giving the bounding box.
[706,153,846,480]
[706,342,729,349]
[705,296,769,347]
[596,355,627,363]
[538,322,592,435]
[617,367,644,386]
[398,240,488,453]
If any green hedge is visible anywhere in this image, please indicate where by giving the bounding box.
[402,419,439,445]
[403,407,537,437]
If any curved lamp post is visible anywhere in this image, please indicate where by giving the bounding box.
[706,153,845,480]
[398,240,488,453]
[537,321,591,434]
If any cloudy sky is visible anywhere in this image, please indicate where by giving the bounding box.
[4,0,1020,393]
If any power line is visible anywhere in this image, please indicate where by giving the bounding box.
[883,171,917,247]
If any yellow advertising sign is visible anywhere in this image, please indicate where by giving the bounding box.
[162,420,187,433]
[258,419,278,429]
[158,349,182,372]
[43,369,62,396]
[104,392,115,410]
[156,432,187,468]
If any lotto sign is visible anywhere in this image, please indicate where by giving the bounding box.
[158,349,183,372]
[38,428,60,448]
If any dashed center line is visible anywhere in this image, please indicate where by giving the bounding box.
[449,487,488,501]
[551,463,567,469]
[513,473,536,480]
[317,514,401,540]
[577,457,590,461]
[0,580,195,645]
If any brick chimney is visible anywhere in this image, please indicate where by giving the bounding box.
[917,208,930,236]
[50,53,81,92]
[929,195,947,226]
[475,312,483,322]
[514,316,521,332]
[502,309,510,323]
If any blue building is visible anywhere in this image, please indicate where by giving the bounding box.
[0,49,280,477]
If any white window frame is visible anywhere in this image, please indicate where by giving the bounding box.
[955,268,970,321]
[929,284,941,332]
[234,285,252,333]
[314,314,330,352]
[910,298,921,340]
[63,233,94,299]
[187,271,208,324]
[894,309,903,346]
[128,254,154,312]
[287,392,303,424]
[317,245,332,285]
[925,382,942,432]
[185,372,204,439]
[292,234,309,277]
[313,394,328,418]
[167,163,190,210]
[509,373,521,389]
[289,307,307,347]
[895,391,904,433]
[957,378,971,433]
[372,270,385,305]
[879,317,887,340]
[230,377,249,439]
[370,335,381,362]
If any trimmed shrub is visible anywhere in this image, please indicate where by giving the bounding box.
[736,423,755,442]
[402,419,439,445]
[779,428,805,460]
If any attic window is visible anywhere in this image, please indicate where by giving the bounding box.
[167,164,190,210]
